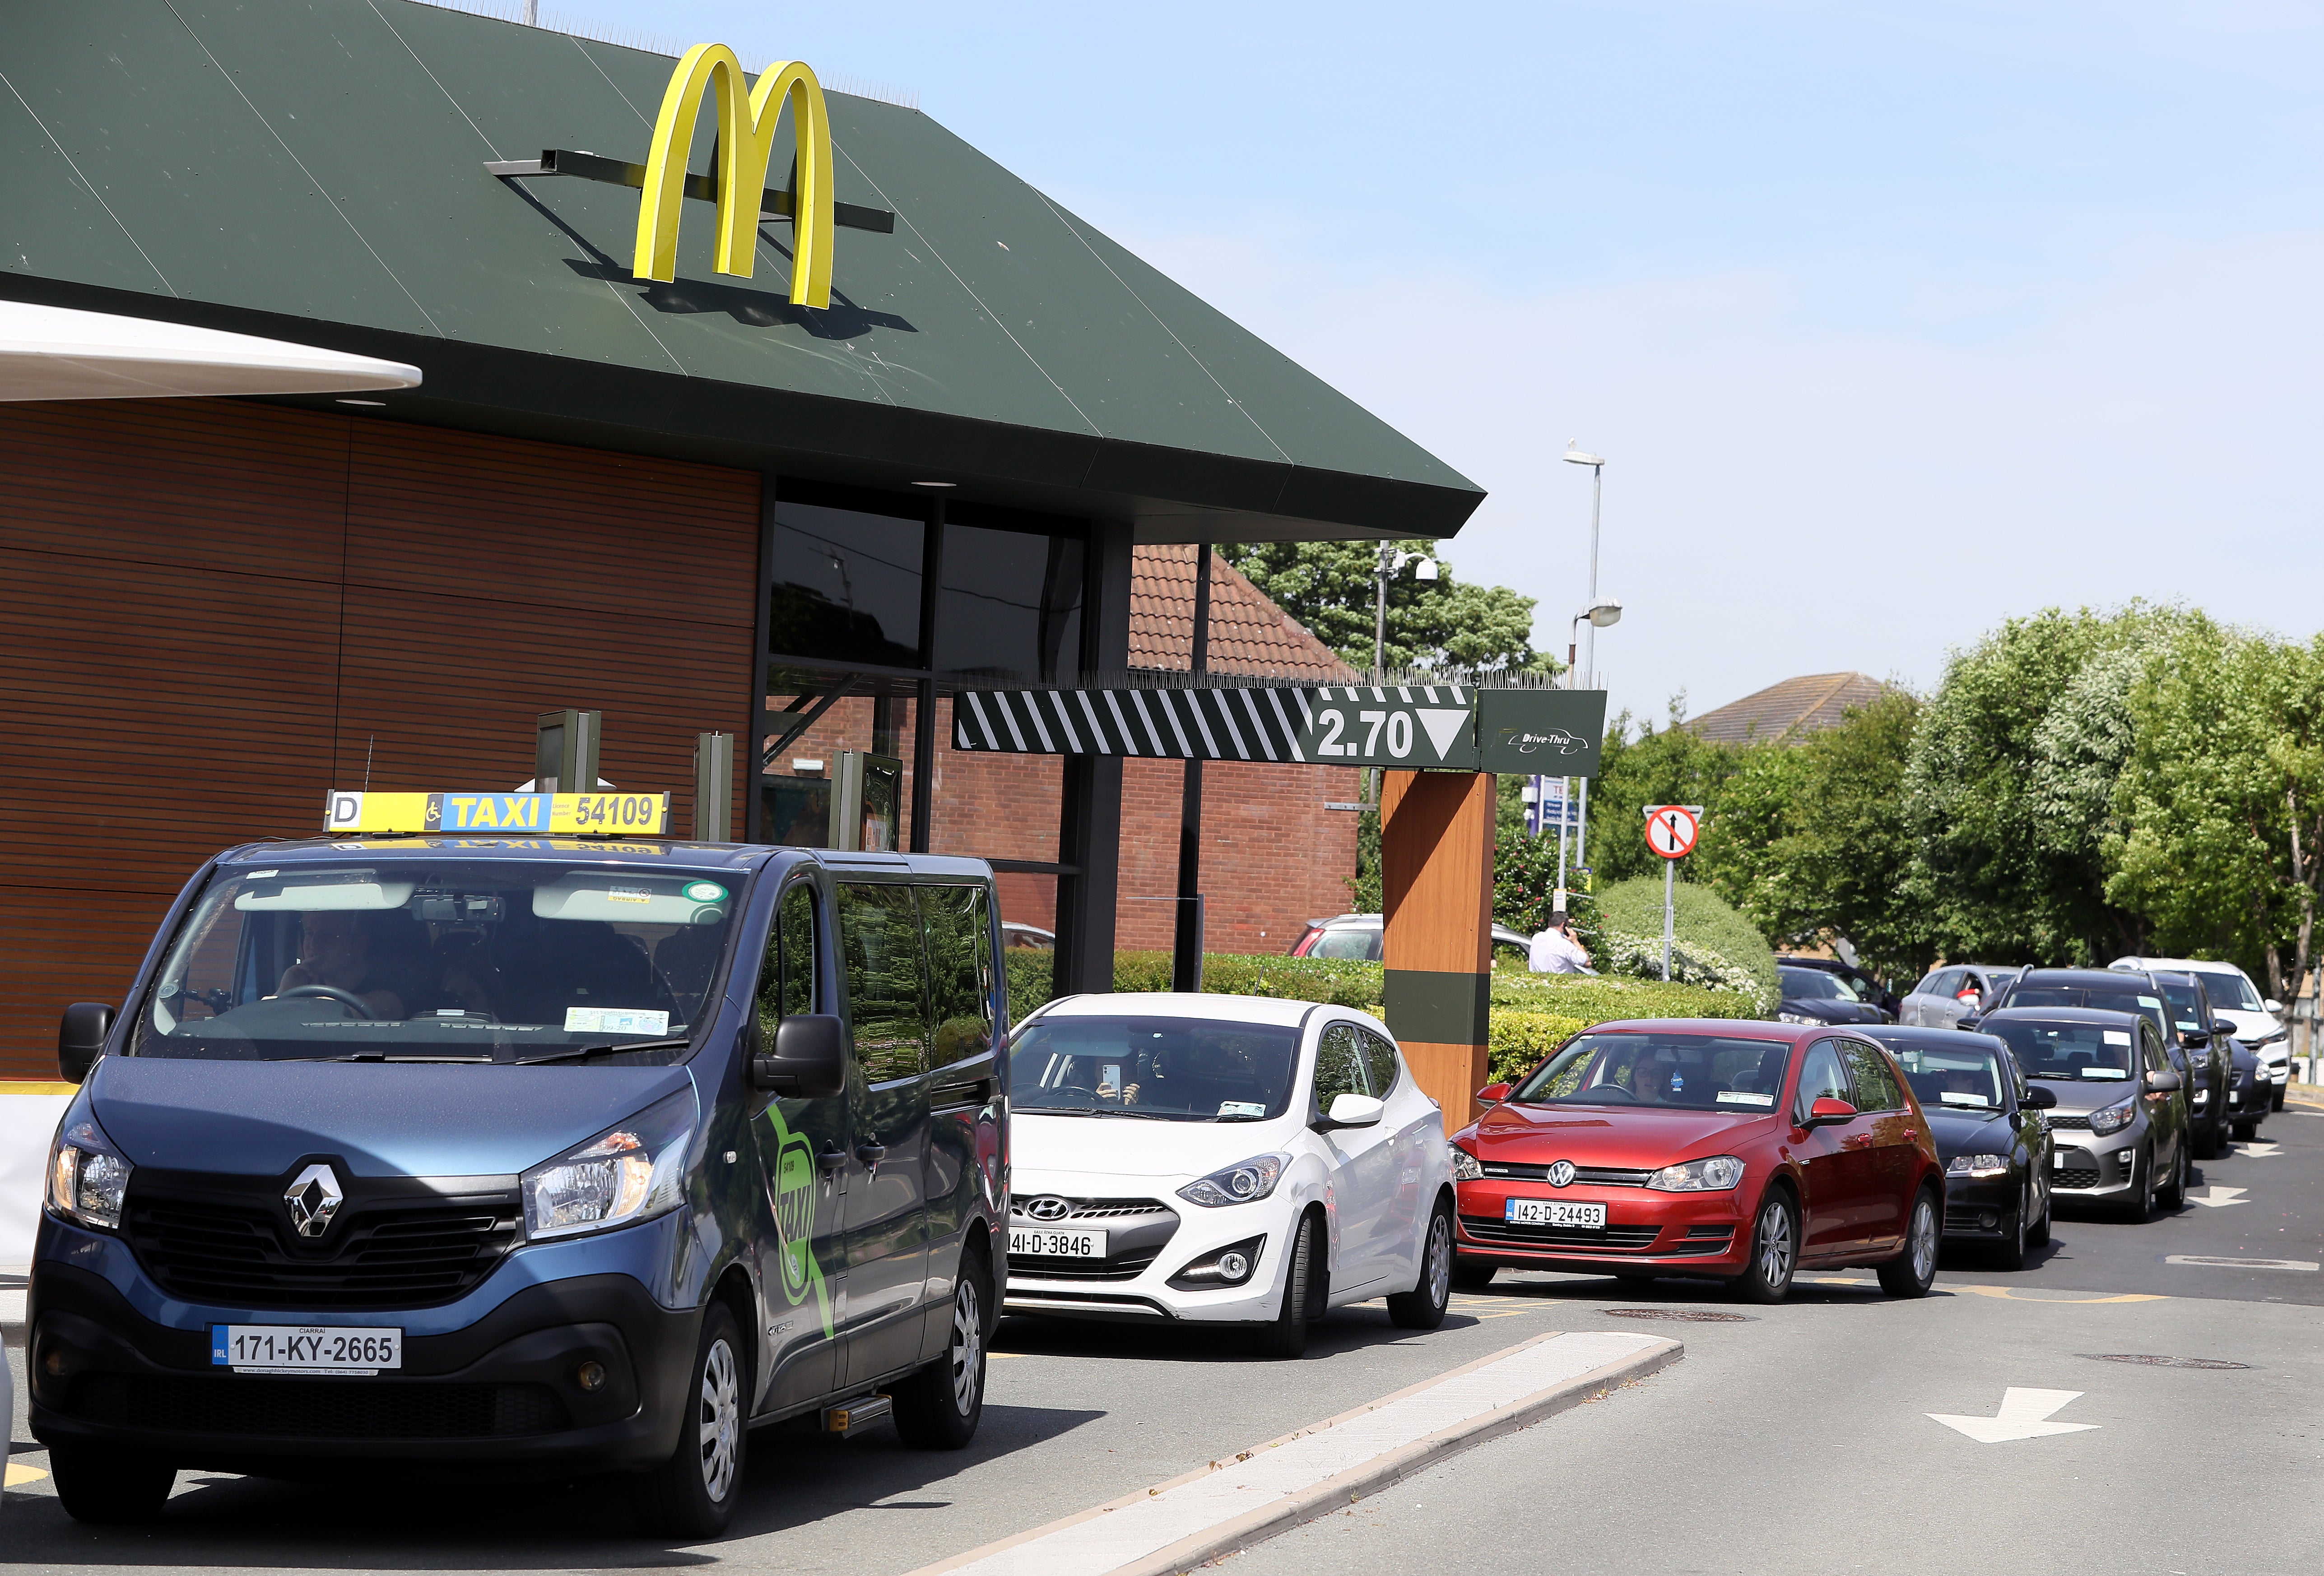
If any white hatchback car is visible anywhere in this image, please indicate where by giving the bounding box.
[1002,993,1455,1357]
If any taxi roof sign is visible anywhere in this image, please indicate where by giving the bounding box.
[325,791,670,836]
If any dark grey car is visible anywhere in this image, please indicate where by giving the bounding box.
[1982,1008,2188,1219]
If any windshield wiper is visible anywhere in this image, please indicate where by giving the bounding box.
[327,1050,492,1063]
[1022,1104,1172,1119]
[516,1037,693,1066]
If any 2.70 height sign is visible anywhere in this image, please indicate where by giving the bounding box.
[1297,688,1477,768]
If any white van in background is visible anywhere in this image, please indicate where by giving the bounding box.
[2112,957,2290,1110]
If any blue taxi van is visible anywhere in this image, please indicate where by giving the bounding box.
[28,797,1007,1535]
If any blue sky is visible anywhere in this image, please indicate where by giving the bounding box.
[503,1,2324,725]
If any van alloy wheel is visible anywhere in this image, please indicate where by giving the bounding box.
[697,1336,741,1503]
[948,1277,984,1415]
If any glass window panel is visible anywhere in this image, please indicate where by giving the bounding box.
[1796,1040,1850,1119]
[920,884,994,1068]
[837,882,928,1082]
[1359,1029,1401,1096]
[768,500,924,667]
[1314,1023,1367,1103]
[1839,1040,1903,1111]
[936,525,1083,680]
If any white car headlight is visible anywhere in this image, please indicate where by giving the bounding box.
[1450,1144,1484,1182]
[521,1088,696,1240]
[1645,1154,1745,1192]
[1947,1154,2010,1178]
[1177,1154,1287,1208]
[47,1115,133,1232]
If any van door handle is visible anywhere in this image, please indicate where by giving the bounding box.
[855,1139,887,1166]
[817,1142,848,1174]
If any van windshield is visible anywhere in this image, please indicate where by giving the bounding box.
[129,860,739,1064]
[1009,1016,1301,1121]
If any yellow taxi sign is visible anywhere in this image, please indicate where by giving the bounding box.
[324,791,670,836]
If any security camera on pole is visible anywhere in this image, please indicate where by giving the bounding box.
[1643,804,1701,982]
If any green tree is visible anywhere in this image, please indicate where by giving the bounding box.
[2106,620,2324,997]
[1220,539,1553,674]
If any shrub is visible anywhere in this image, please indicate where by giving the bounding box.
[1591,876,1779,1009]
[1486,974,1763,1083]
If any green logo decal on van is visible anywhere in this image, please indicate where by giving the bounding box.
[764,1104,834,1338]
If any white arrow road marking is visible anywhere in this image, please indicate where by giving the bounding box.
[2189,1185,2248,1207]
[2165,1254,2318,1271]
[1926,1387,2101,1443]
[1416,708,1469,759]
[2238,1142,2282,1157]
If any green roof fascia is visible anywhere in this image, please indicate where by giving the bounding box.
[0,0,1483,541]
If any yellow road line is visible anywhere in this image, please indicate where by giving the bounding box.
[1952,1284,2167,1304]
[5,1462,50,1487]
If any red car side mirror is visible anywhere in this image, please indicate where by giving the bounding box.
[1803,1096,1858,1126]
[1475,1082,1512,1103]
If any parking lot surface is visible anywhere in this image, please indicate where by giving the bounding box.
[7,1107,2319,1575]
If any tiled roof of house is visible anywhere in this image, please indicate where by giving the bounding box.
[1688,672,1894,746]
[1129,546,1357,679]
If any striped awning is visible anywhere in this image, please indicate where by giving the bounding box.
[952,685,1479,768]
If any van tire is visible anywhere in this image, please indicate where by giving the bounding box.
[892,1251,989,1449]
[1386,1198,1454,1329]
[50,1446,173,1524]
[631,1302,747,1539]
[1252,1212,1319,1359]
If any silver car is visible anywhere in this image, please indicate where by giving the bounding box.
[1901,964,2021,1029]
[1984,1006,2189,1219]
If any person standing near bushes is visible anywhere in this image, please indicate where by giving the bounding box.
[1529,911,1596,975]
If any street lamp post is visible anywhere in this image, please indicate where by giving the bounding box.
[1564,445,1608,868]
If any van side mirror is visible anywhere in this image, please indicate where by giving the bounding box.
[2212,1019,2238,1039]
[2022,1085,2057,1110]
[1316,1093,1385,1131]
[1802,1096,1858,1127]
[1475,1082,1512,1104]
[2146,1069,2182,1094]
[58,1001,112,1083]
[753,1014,846,1099]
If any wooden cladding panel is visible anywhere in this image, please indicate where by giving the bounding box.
[0,399,762,1078]
[1380,770,1494,974]
[0,400,350,582]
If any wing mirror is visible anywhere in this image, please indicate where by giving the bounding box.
[2211,1019,2238,1039]
[2022,1085,2058,1110]
[1475,1082,1513,1104]
[2146,1069,2182,1094]
[2264,997,2285,1015]
[752,1014,847,1099]
[1801,1096,1859,1127]
[1316,1093,1385,1131]
[58,1001,113,1083]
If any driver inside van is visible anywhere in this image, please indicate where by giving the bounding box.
[277,912,409,1020]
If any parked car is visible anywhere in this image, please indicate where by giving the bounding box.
[2226,1039,2273,1141]
[1981,1007,2187,1219]
[1864,1026,2054,1268]
[29,837,1009,1533]
[1776,964,1891,1027]
[1988,967,2226,1157]
[1778,955,1902,1018]
[1002,921,1055,950]
[2134,969,2239,1159]
[1899,964,2021,1029]
[1449,1020,1944,1304]
[1290,912,1534,968]
[1001,994,1455,1357]
[2111,956,2290,1110]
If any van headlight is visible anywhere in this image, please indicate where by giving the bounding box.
[48,1116,134,1232]
[1645,1155,1745,1192]
[521,1089,697,1240]
[1177,1154,1286,1208]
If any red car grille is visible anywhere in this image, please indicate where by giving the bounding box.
[1461,1215,1663,1251]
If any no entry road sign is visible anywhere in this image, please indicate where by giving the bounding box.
[1644,804,1700,859]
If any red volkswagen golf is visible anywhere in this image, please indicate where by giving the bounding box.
[1448,1020,1944,1303]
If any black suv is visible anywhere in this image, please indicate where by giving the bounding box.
[1982,968,2228,1159]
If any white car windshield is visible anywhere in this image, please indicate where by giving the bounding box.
[1009,1016,1301,1121]
[128,860,738,1064]
[2191,969,2266,1012]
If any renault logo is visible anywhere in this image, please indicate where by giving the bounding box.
[1545,1160,1576,1189]
[284,1164,344,1238]
[1024,1196,1072,1222]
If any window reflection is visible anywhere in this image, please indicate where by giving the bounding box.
[939,525,1082,680]
[768,501,924,667]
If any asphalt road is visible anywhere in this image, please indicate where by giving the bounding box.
[5,1107,2319,1575]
